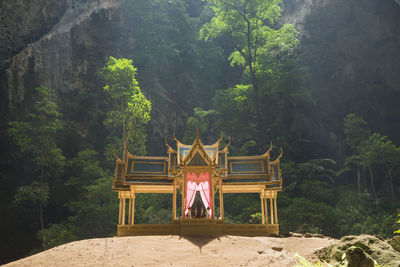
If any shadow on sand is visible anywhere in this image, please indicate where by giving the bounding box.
[178,235,222,252]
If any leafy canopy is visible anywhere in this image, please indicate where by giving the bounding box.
[101,56,151,160]
[8,86,65,229]
[200,0,298,75]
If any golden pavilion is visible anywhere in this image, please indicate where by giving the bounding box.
[113,133,283,236]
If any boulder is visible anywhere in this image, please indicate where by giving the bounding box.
[316,234,400,266]
[346,246,374,267]
[388,236,400,253]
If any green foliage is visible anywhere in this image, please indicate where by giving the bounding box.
[67,150,106,190]
[395,213,400,234]
[135,194,172,224]
[343,113,400,205]
[37,151,118,249]
[67,176,118,238]
[101,56,151,160]
[201,0,299,132]
[360,133,400,168]
[293,254,331,267]
[8,86,65,229]
[202,16,311,155]
[249,212,262,224]
[66,150,118,239]
[223,193,260,223]
[344,113,369,152]
[8,86,65,173]
[122,0,224,108]
[183,107,219,143]
[279,159,339,236]
[335,187,397,238]
[37,222,76,250]
[14,181,49,208]
[280,197,337,235]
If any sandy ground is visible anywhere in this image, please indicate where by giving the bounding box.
[4,235,336,267]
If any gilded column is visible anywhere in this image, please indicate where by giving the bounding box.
[260,191,265,224]
[219,179,224,220]
[128,197,132,225]
[122,196,126,225]
[274,192,278,224]
[131,192,135,225]
[264,194,268,224]
[172,180,177,220]
[118,193,123,225]
[270,196,274,225]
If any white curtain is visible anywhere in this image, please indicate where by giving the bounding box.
[184,180,197,216]
[184,172,213,217]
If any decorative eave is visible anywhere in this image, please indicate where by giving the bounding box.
[270,148,283,164]
[262,142,273,157]
[165,136,177,153]
[220,136,231,153]
[208,133,223,148]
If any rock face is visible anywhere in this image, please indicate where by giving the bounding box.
[1,0,122,117]
[281,0,400,154]
[316,234,400,266]
[346,246,374,267]
[0,0,399,154]
[0,0,68,64]
[389,236,400,253]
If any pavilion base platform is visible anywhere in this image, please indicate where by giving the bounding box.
[117,219,279,237]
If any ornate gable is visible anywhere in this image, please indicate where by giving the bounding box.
[188,152,208,166]
[181,136,213,167]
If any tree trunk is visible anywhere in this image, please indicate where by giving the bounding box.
[356,166,361,195]
[40,159,45,229]
[40,202,44,230]
[250,69,261,129]
[385,164,395,207]
[244,15,261,134]
[121,98,126,161]
[368,166,378,207]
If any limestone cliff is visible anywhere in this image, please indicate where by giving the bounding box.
[1,0,122,116]
[1,0,399,156]
[281,0,400,150]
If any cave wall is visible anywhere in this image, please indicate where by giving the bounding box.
[0,0,68,64]
[1,0,122,116]
[0,0,399,158]
[281,0,400,154]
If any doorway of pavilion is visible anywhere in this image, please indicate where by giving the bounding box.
[184,171,213,218]
[190,191,207,218]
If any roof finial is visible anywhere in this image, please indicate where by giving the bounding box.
[196,127,200,140]
[165,136,175,152]
[217,132,223,143]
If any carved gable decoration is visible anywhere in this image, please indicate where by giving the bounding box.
[181,137,213,167]
[188,152,208,166]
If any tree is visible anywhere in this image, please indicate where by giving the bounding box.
[8,86,65,229]
[360,133,400,206]
[343,113,369,194]
[182,107,219,143]
[200,0,298,132]
[374,135,400,206]
[37,149,118,249]
[101,56,152,160]
[344,113,369,152]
